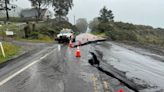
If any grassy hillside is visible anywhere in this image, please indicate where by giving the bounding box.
[91,21,164,46]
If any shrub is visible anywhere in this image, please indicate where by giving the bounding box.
[38,34,52,42]
[91,21,164,46]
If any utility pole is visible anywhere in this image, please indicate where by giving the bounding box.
[4,0,9,21]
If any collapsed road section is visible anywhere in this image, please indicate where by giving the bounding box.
[88,51,139,92]
[89,41,164,92]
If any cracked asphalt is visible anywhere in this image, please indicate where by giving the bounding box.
[0,42,133,92]
[1,34,162,92]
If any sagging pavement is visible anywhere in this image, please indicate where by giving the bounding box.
[72,33,164,92]
[73,33,106,47]
[90,41,164,92]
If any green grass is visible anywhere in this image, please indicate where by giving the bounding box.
[0,42,21,63]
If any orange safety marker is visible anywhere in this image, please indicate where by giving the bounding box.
[118,88,124,92]
[75,46,81,57]
[69,40,72,48]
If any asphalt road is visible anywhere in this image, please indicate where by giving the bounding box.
[0,42,134,92]
[92,41,164,92]
[0,38,163,92]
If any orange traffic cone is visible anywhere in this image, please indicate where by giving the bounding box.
[69,40,72,48]
[118,88,124,92]
[75,46,81,57]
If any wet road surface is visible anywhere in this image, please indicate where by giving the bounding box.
[0,42,134,92]
[1,34,163,92]
[92,41,164,92]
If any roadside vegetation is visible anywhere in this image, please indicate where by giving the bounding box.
[0,42,20,63]
[0,21,76,43]
[0,20,76,63]
[0,0,77,63]
[75,18,88,33]
[89,6,164,47]
[0,0,78,43]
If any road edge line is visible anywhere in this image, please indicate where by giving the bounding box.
[0,47,57,86]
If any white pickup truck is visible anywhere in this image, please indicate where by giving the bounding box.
[56,28,76,43]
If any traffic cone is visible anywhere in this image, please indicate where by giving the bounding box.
[75,46,81,57]
[118,88,124,92]
[69,40,72,48]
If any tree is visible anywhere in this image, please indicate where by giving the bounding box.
[89,7,114,34]
[76,18,88,33]
[38,0,73,21]
[51,0,73,20]
[29,0,48,20]
[89,17,99,30]
[98,6,114,23]
[0,0,17,21]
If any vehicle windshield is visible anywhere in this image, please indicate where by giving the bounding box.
[60,31,72,34]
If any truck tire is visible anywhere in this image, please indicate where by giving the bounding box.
[58,40,61,43]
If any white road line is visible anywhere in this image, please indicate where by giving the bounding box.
[0,48,57,86]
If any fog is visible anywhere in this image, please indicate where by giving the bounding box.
[13,0,164,28]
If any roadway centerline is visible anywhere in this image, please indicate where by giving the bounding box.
[103,81,110,92]
[0,47,57,86]
[92,74,98,92]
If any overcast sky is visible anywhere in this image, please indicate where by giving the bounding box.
[13,0,164,28]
